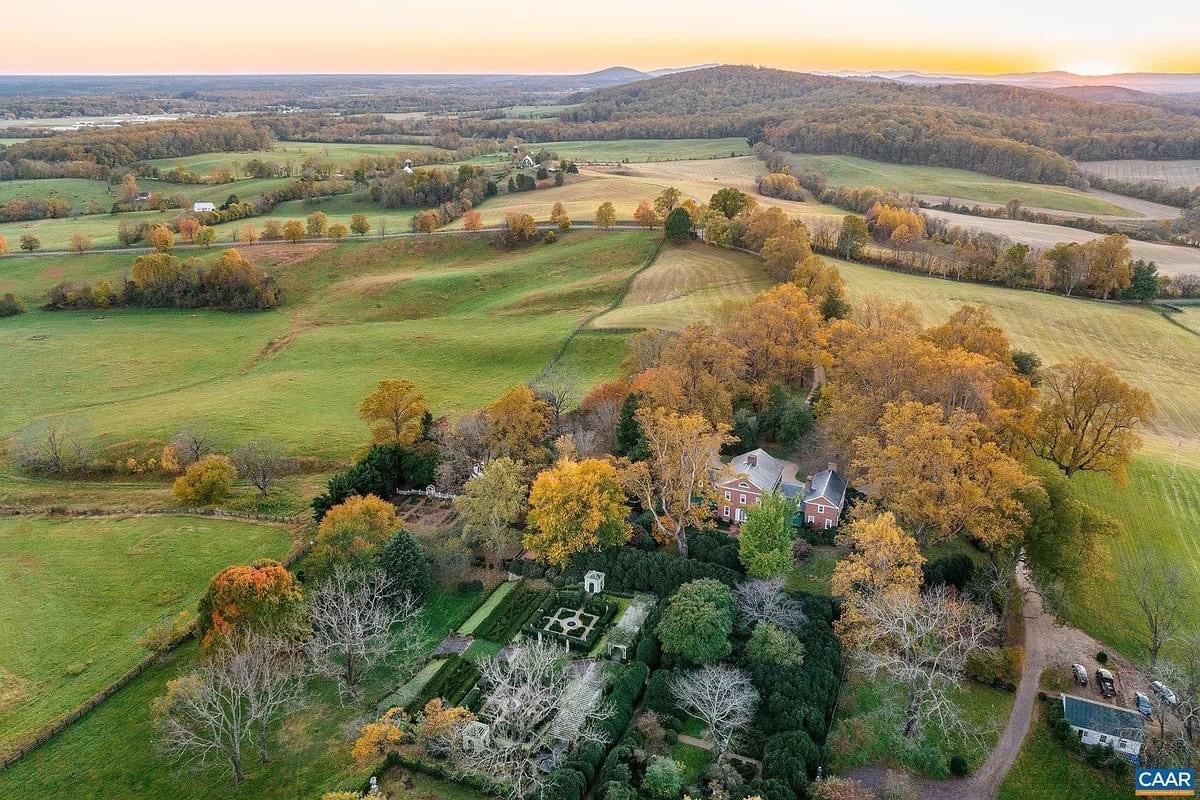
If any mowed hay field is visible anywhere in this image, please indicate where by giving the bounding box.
[1080,159,1200,188]
[0,515,292,754]
[786,153,1135,216]
[592,241,770,330]
[0,232,658,461]
[526,137,751,162]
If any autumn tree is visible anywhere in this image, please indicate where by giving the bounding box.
[854,402,1036,548]
[454,456,529,565]
[0,235,8,257]
[149,225,174,252]
[634,200,660,229]
[117,173,140,204]
[830,512,924,641]
[836,215,868,259]
[350,214,371,236]
[654,186,682,218]
[737,492,796,577]
[19,234,40,253]
[621,406,733,557]
[580,379,630,454]
[524,456,631,567]
[594,201,617,230]
[237,224,259,244]
[415,210,440,234]
[727,282,822,390]
[306,211,329,237]
[485,384,552,462]
[309,494,401,577]
[197,559,303,648]
[550,201,572,231]
[174,454,237,505]
[761,229,812,282]
[69,231,92,255]
[1082,234,1132,299]
[709,187,752,219]
[327,223,349,240]
[1033,357,1155,480]
[924,304,1011,364]
[274,219,303,243]
[359,378,428,446]
[463,209,483,233]
[177,216,201,241]
[793,254,847,306]
[262,219,283,241]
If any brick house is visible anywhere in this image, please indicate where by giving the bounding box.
[715,449,786,524]
[800,464,847,530]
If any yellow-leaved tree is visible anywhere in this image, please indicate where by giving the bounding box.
[524,457,631,567]
[485,384,552,463]
[853,401,1037,549]
[830,512,924,643]
[310,494,401,578]
[595,201,617,230]
[359,378,428,445]
[620,407,734,558]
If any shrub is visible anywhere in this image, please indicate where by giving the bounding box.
[922,553,975,590]
[406,654,480,712]
[965,646,1022,690]
[541,768,586,800]
[0,292,24,317]
[474,582,548,642]
[543,230,558,244]
[687,528,744,573]
[642,756,682,800]
[601,782,638,800]
[762,730,819,794]
[567,546,740,595]
[949,754,969,776]
[1096,651,1109,664]
[746,623,806,668]
[456,579,484,594]
[173,454,236,504]
[644,669,683,717]
[657,578,735,664]
[378,529,432,600]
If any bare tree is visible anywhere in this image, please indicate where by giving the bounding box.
[810,217,840,253]
[853,586,997,742]
[435,410,494,492]
[456,638,611,799]
[669,664,759,759]
[172,425,217,468]
[532,365,580,425]
[151,634,304,785]
[1156,636,1200,746]
[306,566,426,698]
[232,439,288,496]
[1134,561,1189,671]
[12,419,90,474]
[734,578,807,632]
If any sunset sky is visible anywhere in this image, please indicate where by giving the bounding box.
[4,0,1199,75]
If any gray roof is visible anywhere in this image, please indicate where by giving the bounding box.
[804,468,847,507]
[1062,694,1145,741]
[780,481,804,499]
[724,448,785,493]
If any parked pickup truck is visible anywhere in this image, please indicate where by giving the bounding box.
[1096,668,1117,698]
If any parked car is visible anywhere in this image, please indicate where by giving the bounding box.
[1151,680,1178,706]
[1136,692,1153,716]
[1071,664,1088,686]
[1096,668,1117,698]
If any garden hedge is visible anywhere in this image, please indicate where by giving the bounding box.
[567,546,740,595]
[474,582,549,642]
[404,654,480,713]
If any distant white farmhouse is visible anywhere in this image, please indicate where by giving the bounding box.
[192,202,216,213]
[1061,694,1145,764]
[518,154,536,169]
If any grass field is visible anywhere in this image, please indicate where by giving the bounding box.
[1080,159,1200,189]
[592,240,769,330]
[786,153,1134,216]
[0,232,658,460]
[0,515,292,753]
[996,702,1126,800]
[1172,304,1200,335]
[0,578,486,800]
[143,141,452,177]
[528,138,750,163]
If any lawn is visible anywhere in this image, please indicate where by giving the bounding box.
[0,231,659,461]
[786,546,840,595]
[457,580,517,635]
[0,514,292,754]
[1062,457,1200,662]
[591,240,770,330]
[996,702,1126,800]
[827,675,1014,778]
[0,577,488,800]
[784,153,1134,216]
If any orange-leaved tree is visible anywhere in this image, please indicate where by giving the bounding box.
[197,559,303,648]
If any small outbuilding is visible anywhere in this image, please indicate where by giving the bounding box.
[192,201,216,213]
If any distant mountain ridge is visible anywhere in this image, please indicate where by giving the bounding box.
[822,69,1200,95]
